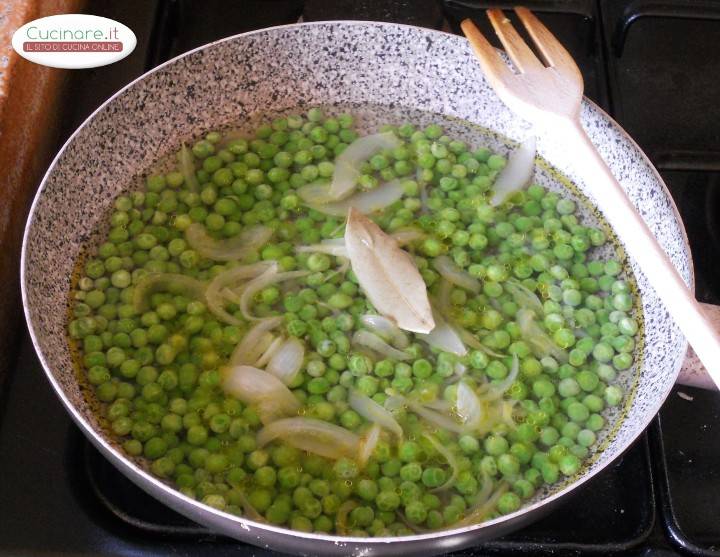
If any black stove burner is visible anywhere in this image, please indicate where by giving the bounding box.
[2,1,720,556]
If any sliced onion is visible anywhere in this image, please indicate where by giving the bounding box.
[234,489,264,522]
[423,399,453,412]
[221,365,300,424]
[297,181,337,204]
[456,382,484,429]
[517,308,568,362]
[501,400,517,429]
[454,362,467,378]
[454,482,509,527]
[133,273,205,313]
[433,256,481,294]
[336,501,359,536]
[206,261,276,325]
[295,241,349,258]
[349,389,403,439]
[475,475,494,505]
[255,336,285,368]
[419,181,429,213]
[352,330,411,361]
[490,136,537,206]
[360,314,410,349]
[396,511,429,534]
[240,268,309,321]
[391,228,426,245]
[186,223,272,262]
[179,143,199,191]
[296,238,348,258]
[436,280,453,316]
[327,132,402,200]
[404,397,467,435]
[266,338,305,385]
[220,286,242,305]
[457,327,506,358]
[383,395,405,412]
[229,316,283,366]
[417,310,467,356]
[256,417,360,460]
[306,179,404,217]
[485,354,520,400]
[506,280,544,316]
[423,433,459,492]
[358,423,382,468]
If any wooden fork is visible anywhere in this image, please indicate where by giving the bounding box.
[461,9,720,388]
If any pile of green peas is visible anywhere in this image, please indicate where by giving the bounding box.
[68,108,638,535]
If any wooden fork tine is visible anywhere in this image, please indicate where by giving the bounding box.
[486,9,544,74]
[514,7,582,82]
[460,19,516,89]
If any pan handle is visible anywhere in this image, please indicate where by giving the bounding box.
[677,303,720,389]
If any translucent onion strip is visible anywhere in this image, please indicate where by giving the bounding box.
[404,397,467,435]
[336,501,359,536]
[490,136,536,206]
[133,273,205,313]
[255,336,285,368]
[360,314,410,349]
[487,354,520,399]
[517,308,568,362]
[423,433,459,492]
[391,228,426,245]
[327,131,402,200]
[506,280,544,316]
[306,179,405,217]
[206,261,275,325]
[433,256,481,294]
[221,365,300,424]
[234,489,264,522]
[352,330,411,361]
[417,310,467,356]
[458,327,506,358]
[186,223,272,262]
[456,382,484,429]
[357,423,382,468]
[179,143,199,191]
[349,389,403,439]
[295,242,349,258]
[297,181,338,205]
[266,338,305,385]
[229,316,283,366]
[296,231,423,261]
[453,482,509,527]
[256,417,360,460]
[240,268,309,321]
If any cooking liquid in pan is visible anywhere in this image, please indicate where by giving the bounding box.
[67,104,643,536]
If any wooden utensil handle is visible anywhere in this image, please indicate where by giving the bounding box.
[560,117,720,390]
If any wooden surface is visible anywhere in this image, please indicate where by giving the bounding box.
[0,0,84,388]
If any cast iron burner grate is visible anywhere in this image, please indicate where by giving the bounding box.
[83,435,655,555]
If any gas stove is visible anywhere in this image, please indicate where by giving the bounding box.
[1,1,719,555]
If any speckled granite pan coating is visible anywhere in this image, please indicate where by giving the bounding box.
[22,21,690,557]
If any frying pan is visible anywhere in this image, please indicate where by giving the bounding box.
[20,21,716,556]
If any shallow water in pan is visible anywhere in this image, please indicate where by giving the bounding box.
[70,102,644,532]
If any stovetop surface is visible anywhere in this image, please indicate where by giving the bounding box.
[2,1,719,555]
